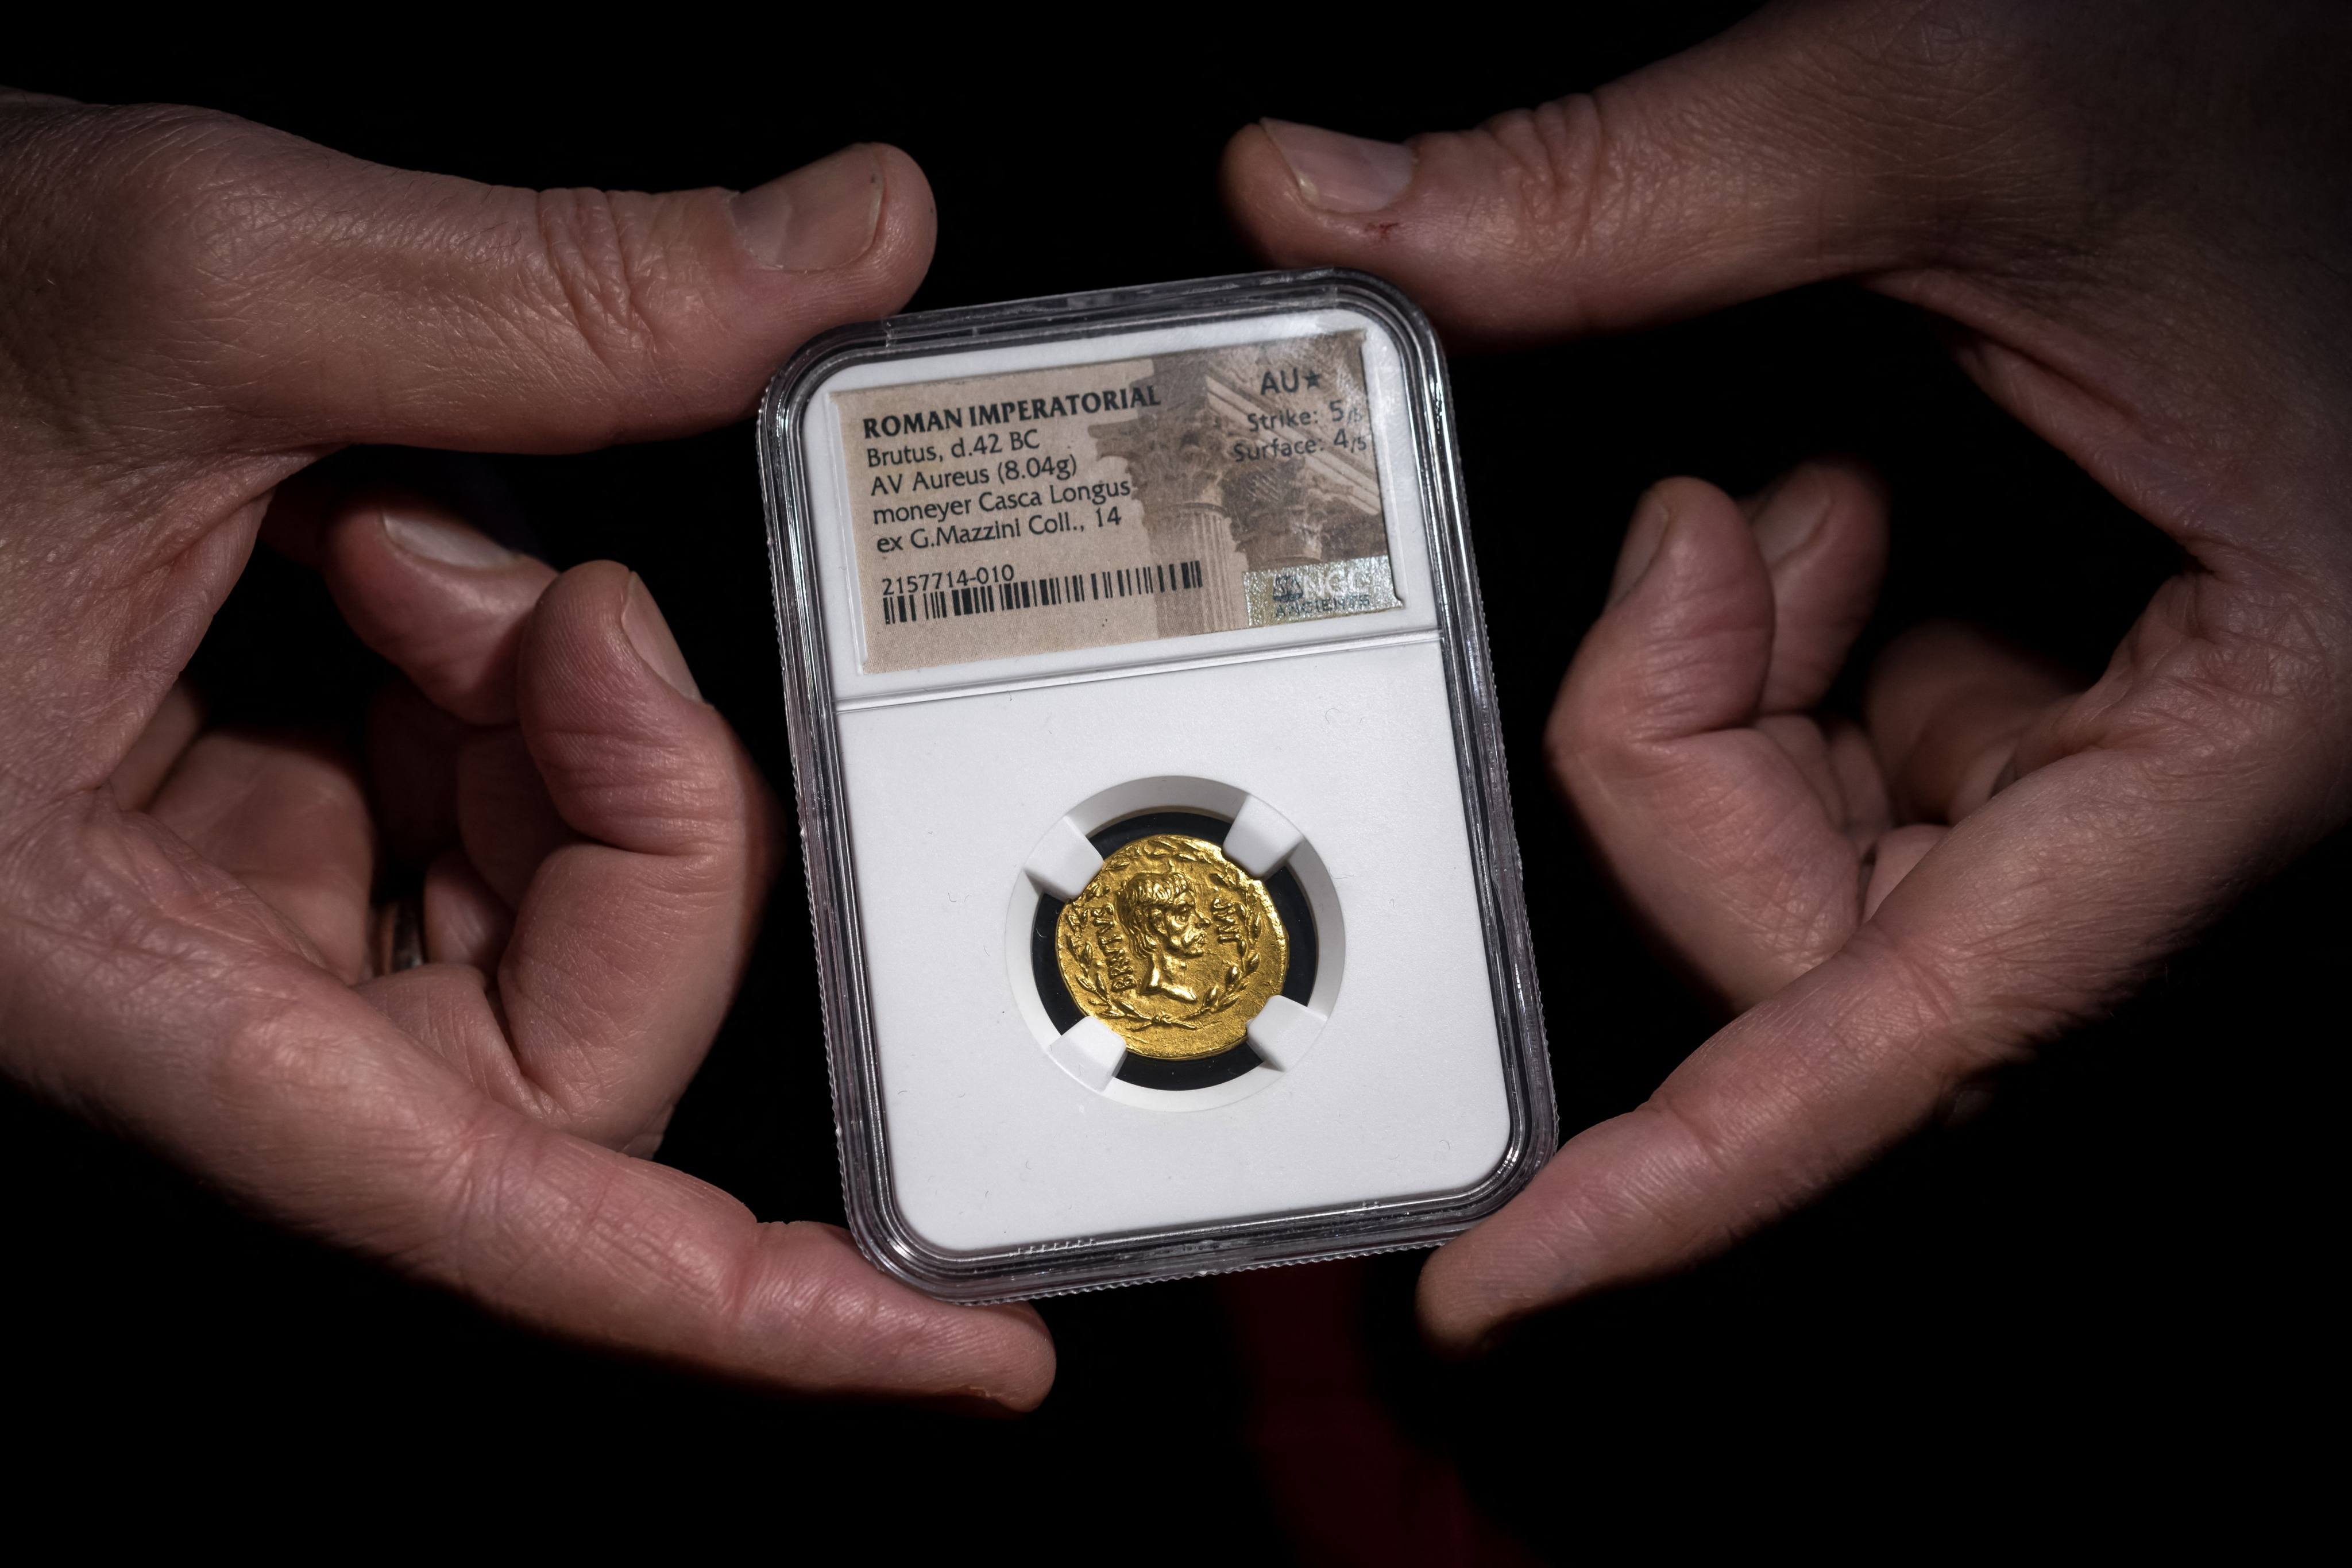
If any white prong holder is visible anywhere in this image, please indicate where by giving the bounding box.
[1024,816,1104,902]
[1245,995,1326,1071]
[1048,1015,1129,1092]
[1223,793,1304,878]
[1225,792,1328,1072]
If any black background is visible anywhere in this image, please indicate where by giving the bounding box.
[7,12,2329,1554]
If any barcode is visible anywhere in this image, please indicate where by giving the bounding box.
[879,560,1203,627]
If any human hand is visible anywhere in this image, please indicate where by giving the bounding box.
[0,91,1053,1404]
[1221,1,2352,1347]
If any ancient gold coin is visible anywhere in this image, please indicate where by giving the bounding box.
[1055,833,1289,1061]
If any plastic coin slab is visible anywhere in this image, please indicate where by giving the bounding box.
[1055,833,1289,1060]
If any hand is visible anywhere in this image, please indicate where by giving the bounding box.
[1221,1,2352,1347]
[0,91,1053,1404]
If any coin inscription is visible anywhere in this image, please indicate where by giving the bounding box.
[1056,833,1289,1060]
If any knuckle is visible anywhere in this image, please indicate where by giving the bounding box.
[1544,669,1678,788]
[1840,907,2059,1077]
[523,186,682,399]
[0,102,328,434]
[1544,674,1674,795]
[1836,918,1967,1041]
[31,103,233,218]
[61,107,302,314]
[1456,95,1616,267]
[441,1116,610,1297]
[1614,1090,1776,1259]
[2094,574,2352,810]
[533,717,750,855]
[1542,679,1609,782]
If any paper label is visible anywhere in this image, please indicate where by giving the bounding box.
[834,331,1400,673]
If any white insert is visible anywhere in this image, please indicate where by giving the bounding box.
[808,308,1515,1256]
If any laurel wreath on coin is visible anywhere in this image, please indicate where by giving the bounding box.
[1060,837,1263,1033]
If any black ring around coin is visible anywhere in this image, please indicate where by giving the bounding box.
[1032,809,1320,1091]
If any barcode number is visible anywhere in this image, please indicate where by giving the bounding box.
[879,560,1203,627]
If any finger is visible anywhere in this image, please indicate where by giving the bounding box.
[319,496,573,914]
[1221,3,1968,339]
[146,731,375,982]
[320,496,557,727]
[1550,478,1866,1006]
[404,1097,1056,1405]
[1752,713,1844,814]
[1865,623,2077,823]
[1420,748,2145,1351]
[1559,478,1772,751]
[22,109,934,450]
[365,680,465,867]
[108,681,204,809]
[1863,823,1945,920]
[357,963,525,1095]
[1744,459,1888,715]
[457,728,574,912]
[1825,719,1894,848]
[2,886,1051,1405]
[1409,810,2061,1351]
[1418,928,1969,1353]
[493,563,778,1149]
[423,848,512,974]
[1425,557,2342,1348]
[4,118,928,804]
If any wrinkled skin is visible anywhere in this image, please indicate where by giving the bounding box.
[1221,0,2352,1349]
[3,0,2347,1407]
[0,94,1053,1405]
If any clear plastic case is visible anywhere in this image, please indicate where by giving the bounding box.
[758,269,1554,1300]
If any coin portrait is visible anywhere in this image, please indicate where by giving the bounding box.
[1055,833,1289,1060]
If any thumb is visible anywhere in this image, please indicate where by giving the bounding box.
[7,101,934,453]
[1221,1,2019,340]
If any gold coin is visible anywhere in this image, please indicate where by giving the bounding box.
[1055,833,1290,1061]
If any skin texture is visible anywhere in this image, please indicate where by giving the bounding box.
[3,0,2345,1405]
[1222,0,2352,1350]
[0,92,1053,1406]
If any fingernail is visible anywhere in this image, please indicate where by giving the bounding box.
[1606,491,1673,608]
[381,509,516,570]
[1751,479,1832,567]
[1260,119,1415,214]
[731,145,882,272]
[622,574,702,702]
